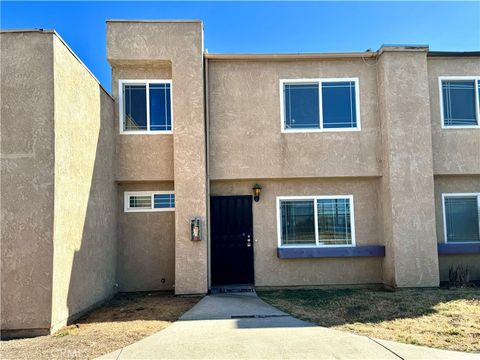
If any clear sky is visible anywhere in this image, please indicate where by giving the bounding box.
[2,1,479,92]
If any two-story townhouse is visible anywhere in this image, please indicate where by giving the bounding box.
[1,20,479,338]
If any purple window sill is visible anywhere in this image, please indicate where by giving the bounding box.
[277,245,385,259]
[437,243,480,255]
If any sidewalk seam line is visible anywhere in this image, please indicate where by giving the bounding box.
[115,347,124,360]
[367,337,405,360]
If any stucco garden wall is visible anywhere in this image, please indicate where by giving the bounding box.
[210,178,384,286]
[1,31,55,338]
[50,35,117,331]
[1,31,117,337]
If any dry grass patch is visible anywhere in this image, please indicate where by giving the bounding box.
[258,287,480,352]
[1,292,201,360]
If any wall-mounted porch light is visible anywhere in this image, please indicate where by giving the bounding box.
[252,184,262,202]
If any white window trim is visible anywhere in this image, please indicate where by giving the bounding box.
[442,192,480,244]
[124,191,175,212]
[118,79,173,135]
[438,76,480,129]
[276,195,356,248]
[279,78,361,133]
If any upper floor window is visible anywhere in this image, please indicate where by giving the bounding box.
[277,195,355,247]
[442,193,480,243]
[124,191,175,212]
[439,77,480,128]
[280,78,360,132]
[119,80,172,134]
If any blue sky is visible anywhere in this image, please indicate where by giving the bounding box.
[2,1,479,92]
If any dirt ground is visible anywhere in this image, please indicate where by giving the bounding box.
[1,292,201,360]
[258,287,480,353]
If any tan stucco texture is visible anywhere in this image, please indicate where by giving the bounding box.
[111,64,174,182]
[108,21,208,294]
[117,182,176,292]
[1,31,116,336]
[208,59,381,180]
[1,32,55,334]
[377,50,439,288]
[51,35,117,331]
[428,57,480,175]
[211,178,383,286]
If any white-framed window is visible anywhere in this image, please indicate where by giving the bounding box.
[118,79,173,134]
[124,191,175,212]
[279,78,361,133]
[442,193,480,243]
[439,76,480,129]
[276,195,356,247]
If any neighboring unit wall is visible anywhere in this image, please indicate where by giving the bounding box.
[50,35,116,331]
[117,182,175,292]
[1,31,55,337]
[208,59,381,180]
[434,175,480,281]
[211,178,383,286]
[428,57,480,175]
[428,57,480,282]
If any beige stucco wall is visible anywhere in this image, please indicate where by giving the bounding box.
[428,57,480,175]
[108,21,208,294]
[117,182,175,292]
[111,63,174,182]
[50,35,117,330]
[433,175,480,281]
[208,59,381,180]
[377,49,439,287]
[211,178,383,286]
[1,32,55,336]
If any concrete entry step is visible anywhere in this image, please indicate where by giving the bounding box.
[180,292,287,320]
[210,284,255,295]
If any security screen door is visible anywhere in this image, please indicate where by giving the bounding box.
[210,195,254,285]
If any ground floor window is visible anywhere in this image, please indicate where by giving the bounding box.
[277,195,355,247]
[443,193,480,243]
[124,191,175,212]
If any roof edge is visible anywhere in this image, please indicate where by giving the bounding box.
[428,51,480,58]
[106,19,202,23]
[0,28,55,34]
[377,44,429,56]
[204,52,377,61]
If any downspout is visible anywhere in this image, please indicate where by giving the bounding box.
[204,54,211,290]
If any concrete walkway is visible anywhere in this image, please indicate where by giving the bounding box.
[99,293,479,360]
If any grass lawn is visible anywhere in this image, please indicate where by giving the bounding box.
[1,292,201,360]
[258,287,480,353]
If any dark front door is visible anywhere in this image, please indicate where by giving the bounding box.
[210,195,254,285]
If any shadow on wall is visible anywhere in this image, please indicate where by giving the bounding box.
[54,88,117,330]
